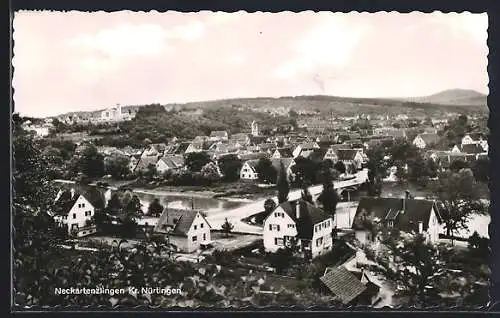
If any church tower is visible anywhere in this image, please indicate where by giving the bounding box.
[251,120,259,136]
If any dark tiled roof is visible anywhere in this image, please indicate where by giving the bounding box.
[238,152,269,161]
[337,149,359,161]
[277,200,331,239]
[134,156,159,172]
[154,208,208,237]
[274,147,294,158]
[459,144,485,154]
[352,197,439,233]
[210,131,228,138]
[320,266,367,304]
[174,142,191,154]
[158,155,184,169]
[417,133,440,145]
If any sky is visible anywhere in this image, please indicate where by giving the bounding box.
[12,11,488,117]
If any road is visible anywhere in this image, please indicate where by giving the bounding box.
[206,169,368,234]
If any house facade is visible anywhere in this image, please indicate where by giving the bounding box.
[263,200,334,259]
[156,155,185,174]
[154,209,212,253]
[413,133,439,149]
[53,193,96,237]
[240,160,259,180]
[351,196,442,245]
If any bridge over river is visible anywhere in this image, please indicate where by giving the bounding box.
[206,169,369,235]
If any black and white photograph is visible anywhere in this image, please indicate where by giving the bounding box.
[12,11,490,309]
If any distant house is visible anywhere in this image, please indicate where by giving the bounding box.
[209,130,229,141]
[142,143,167,158]
[271,147,294,159]
[240,157,294,181]
[185,142,204,154]
[134,155,160,174]
[128,155,141,172]
[156,155,185,174]
[238,152,269,161]
[292,142,320,158]
[351,195,442,245]
[53,192,96,237]
[263,200,333,259]
[240,160,260,180]
[323,147,339,163]
[174,142,191,155]
[154,208,212,253]
[412,133,440,149]
[461,133,479,145]
[451,143,485,155]
[193,135,209,143]
[336,149,364,170]
[320,266,381,306]
[230,133,251,145]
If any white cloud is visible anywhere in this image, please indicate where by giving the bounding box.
[274,16,368,79]
[69,23,170,58]
[68,20,205,58]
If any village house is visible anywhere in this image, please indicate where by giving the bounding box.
[154,208,213,253]
[263,199,334,259]
[53,191,97,237]
[230,133,251,146]
[134,155,160,174]
[451,143,486,156]
[271,147,294,159]
[156,155,185,174]
[239,157,295,181]
[292,142,320,158]
[320,266,381,306]
[142,143,167,158]
[185,142,204,154]
[209,130,229,141]
[336,149,364,170]
[351,194,442,245]
[412,133,440,149]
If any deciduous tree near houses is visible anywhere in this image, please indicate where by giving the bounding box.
[221,217,234,238]
[431,169,487,245]
[276,161,290,204]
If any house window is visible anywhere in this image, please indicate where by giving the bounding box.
[275,238,284,246]
[316,237,323,247]
[388,221,394,228]
[269,224,273,231]
[201,223,204,228]
[203,233,206,241]
[73,213,76,219]
[287,224,295,228]
[192,236,197,242]
[194,225,197,230]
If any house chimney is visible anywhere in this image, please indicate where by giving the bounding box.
[418,221,423,234]
[295,201,301,220]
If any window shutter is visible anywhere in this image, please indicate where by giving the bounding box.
[269,224,272,231]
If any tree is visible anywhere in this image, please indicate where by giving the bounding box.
[471,158,488,183]
[185,152,212,172]
[201,162,221,183]
[144,163,157,180]
[363,232,449,306]
[276,162,290,204]
[367,168,382,197]
[267,248,294,274]
[317,169,339,237]
[264,198,277,214]
[124,195,142,216]
[218,154,242,182]
[431,169,487,245]
[291,157,318,185]
[107,193,122,215]
[334,161,346,174]
[301,185,313,204]
[73,144,105,179]
[221,218,234,238]
[449,160,469,172]
[105,154,130,179]
[255,158,277,184]
[147,198,164,217]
